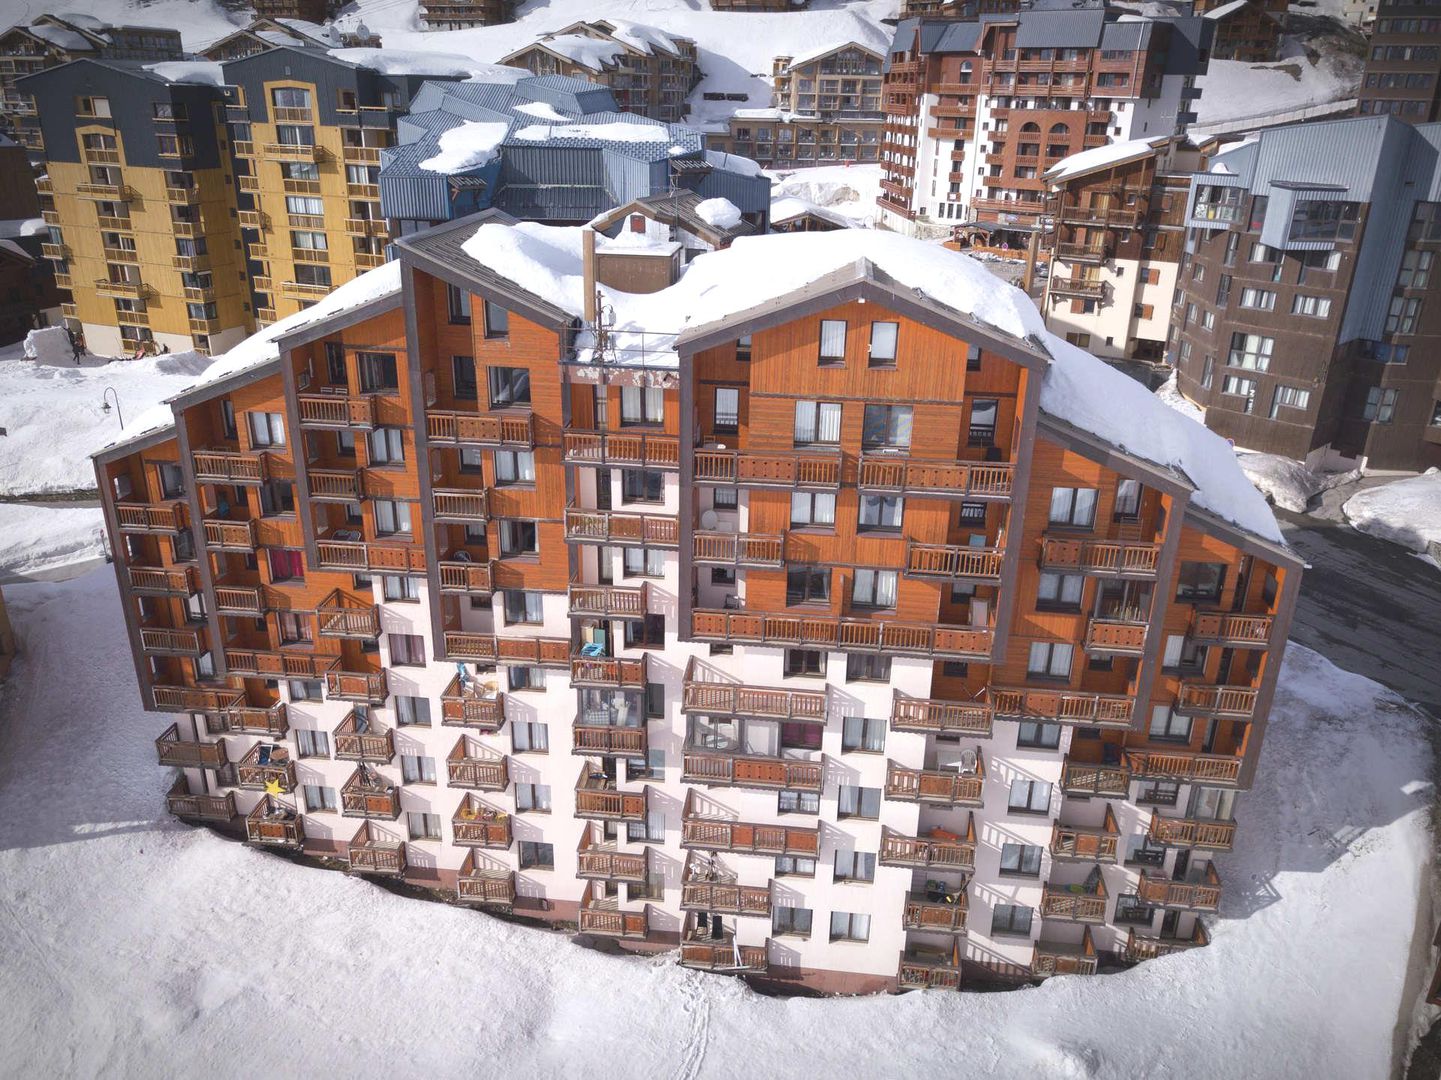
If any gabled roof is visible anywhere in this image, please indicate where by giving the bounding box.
[591,190,760,247]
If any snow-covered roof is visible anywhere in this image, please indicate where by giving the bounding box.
[1043,136,1167,184]
[326,47,482,77]
[769,195,858,229]
[143,61,224,86]
[512,120,672,144]
[1203,0,1251,19]
[694,197,742,229]
[27,23,94,50]
[780,40,882,71]
[418,120,510,172]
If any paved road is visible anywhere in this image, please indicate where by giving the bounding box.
[1277,508,1441,721]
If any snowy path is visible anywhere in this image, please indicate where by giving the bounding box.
[0,569,1433,1078]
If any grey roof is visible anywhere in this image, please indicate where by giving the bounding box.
[1014,9,1108,47]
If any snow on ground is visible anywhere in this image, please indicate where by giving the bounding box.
[0,343,214,498]
[1193,32,1363,129]
[767,163,883,226]
[1236,450,1361,514]
[0,568,1431,1079]
[1344,470,1441,555]
[0,504,105,576]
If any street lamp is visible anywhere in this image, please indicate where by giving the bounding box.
[101,386,124,428]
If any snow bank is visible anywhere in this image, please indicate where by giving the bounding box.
[418,120,510,173]
[1344,470,1441,555]
[512,121,671,143]
[767,164,882,226]
[1236,450,1359,514]
[0,504,105,575]
[0,569,1429,1079]
[695,197,742,230]
[21,326,74,365]
[1194,50,1362,129]
[1154,370,1206,424]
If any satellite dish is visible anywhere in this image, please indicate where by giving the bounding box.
[700,509,719,530]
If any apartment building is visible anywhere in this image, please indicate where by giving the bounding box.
[1195,0,1286,63]
[877,10,1208,241]
[0,14,182,139]
[1357,0,1441,122]
[379,76,770,233]
[418,0,516,30]
[1171,115,1441,470]
[95,215,1297,993]
[500,21,700,123]
[1041,135,1198,363]
[221,46,466,325]
[252,0,332,23]
[705,44,886,169]
[20,60,251,357]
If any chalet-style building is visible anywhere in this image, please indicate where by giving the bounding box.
[1195,0,1286,63]
[94,217,1298,993]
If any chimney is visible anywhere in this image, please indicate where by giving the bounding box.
[582,227,598,324]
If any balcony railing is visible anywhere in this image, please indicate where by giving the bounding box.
[446,737,509,791]
[679,939,768,973]
[1039,880,1108,923]
[897,949,962,991]
[889,693,993,738]
[1049,277,1106,301]
[682,751,823,793]
[165,776,236,822]
[572,720,647,757]
[1060,756,1130,797]
[203,519,257,551]
[203,702,288,738]
[989,687,1132,728]
[690,530,785,567]
[432,489,490,522]
[884,758,984,806]
[155,723,226,769]
[1124,749,1242,786]
[443,633,570,667]
[307,468,365,502]
[1032,928,1098,977]
[681,854,773,916]
[904,541,1004,581]
[1039,536,1160,577]
[1176,683,1258,720]
[192,449,268,485]
[903,891,968,934]
[115,501,185,534]
[225,650,328,679]
[878,822,975,870]
[567,581,648,619]
[1050,805,1120,862]
[565,507,678,548]
[1084,618,1149,655]
[457,852,515,907]
[212,584,265,615]
[563,430,679,469]
[694,448,841,489]
[316,589,380,638]
[340,766,400,819]
[346,821,406,876]
[857,455,1013,497]
[570,654,647,688]
[575,764,647,821]
[681,658,826,720]
[1191,612,1273,648]
[680,793,819,857]
[1123,923,1210,963]
[440,674,505,731]
[437,559,495,594]
[452,793,512,847]
[577,832,649,883]
[578,898,651,939]
[1148,815,1236,850]
[244,796,303,847]
[236,743,296,792]
[140,626,204,655]
[333,709,394,762]
[692,608,993,660]
[324,665,389,704]
[427,410,534,448]
[315,539,424,573]
[153,686,244,713]
[1137,865,1222,911]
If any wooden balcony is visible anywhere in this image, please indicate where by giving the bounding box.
[1054,242,1110,263]
[1060,756,1130,797]
[1039,880,1108,923]
[567,581,648,619]
[432,488,490,523]
[1058,205,1140,228]
[456,852,515,907]
[224,650,328,679]
[140,626,203,655]
[333,709,394,763]
[690,530,785,567]
[437,559,495,594]
[1084,618,1149,656]
[262,142,327,162]
[570,654,647,688]
[575,764,647,821]
[681,854,773,917]
[115,501,185,534]
[165,776,236,822]
[316,589,380,638]
[1050,805,1120,862]
[1039,536,1160,578]
[1124,749,1242,786]
[152,686,244,713]
[155,723,226,769]
[682,751,823,793]
[443,633,569,667]
[889,693,993,738]
[307,468,364,502]
[1049,277,1106,301]
[446,736,509,791]
[1176,683,1258,721]
[897,949,962,991]
[691,608,993,660]
[879,822,975,871]
[572,720,647,757]
[1032,928,1098,977]
[578,898,651,939]
[77,182,135,201]
[681,658,826,720]
[340,767,400,819]
[903,891,969,935]
[1137,865,1222,911]
[577,832,649,883]
[324,666,389,704]
[203,702,288,738]
[693,448,841,488]
[440,673,505,731]
[1148,815,1236,851]
[884,758,984,807]
[192,448,268,485]
[281,281,332,300]
[989,687,1132,728]
[244,796,303,847]
[565,507,678,548]
[562,430,679,469]
[236,743,295,793]
[1191,612,1273,648]
[128,565,197,595]
[857,456,1013,498]
[452,793,512,847]
[680,794,819,857]
[904,542,1004,582]
[203,519,257,551]
[1123,923,1210,962]
[315,539,425,573]
[426,410,535,448]
[212,585,264,617]
[679,939,768,973]
[346,821,406,876]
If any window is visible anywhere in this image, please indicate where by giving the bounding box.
[295,728,330,758]
[620,386,663,425]
[357,352,398,393]
[857,494,903,531]
[406,812,441,840]
[488,366,531,407]
[626,810,665,843]
[773,906,813,937]
[623,547,665,578]
[388,634,424,666]
[518,841,554,870]
[1227,332,1273,371]
[1008,779,1051,815]
[735,335,752,361]
[1137,780,1180,806]
[786,567,830,605]
[818,319,847,365]
[837,785,881,819]
[484,300,509,339]
[502,589,544,624]
[778,790,819,815]
[499,520,538,556]
[621,468,664,503]
[851,568,897,609]
[1162,634,1208,673]
[248,411,285,447]
[451,355,477,401]
[494,450,535,485]
[1288,199,1359,243]
[395,695,431,726]
[1048,487,1097,528]
[1398,249,1433,290]
[1190,786,1238,822]
[509,667,545,693]
[992,903,1033,936]
[303,784,337,812]
[1291,294,1332,318]
[845,653,892,684]
[447,284,471,324]
[381,574,419,602]
[1112,479,1142,521]
[258,480,295,516]
[999,842,1043,876]
[1148,705,1192,743]
[1175,561,1225,603]
[1222,374,1256,406]
[401,754,437,784]
[829,910,871,942]
[775,855,816,877]
[842,716,885,753]
[868,321,898,366]
[336,430,356,458]
[1126,837,1167,868]
[968,399,999,447]
[713,387,739,433]
[512,719,550,754]
[373,499,412,537]
[861,404,913,450]
[783,648,826,677]
[790,491,836,528]
[1364,386,1399,423]
[271,86,312,110]
[158,463,185,499]
[267,548,304,583]
[367,427,404,465]
[1238,287,1276,311]
[291,229,327,252]
[288,678,323,702]
[278,611,311,645]
[1016,721,1061,749]
[1036,571,1083,611]
[1269,385,1311,418]
[1026,641,1074,679]
[1201,355,1215,390]
[793,400,842,445]
[515,783,551,813]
